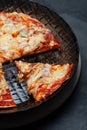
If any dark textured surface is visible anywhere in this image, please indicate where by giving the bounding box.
[1,0,87,129]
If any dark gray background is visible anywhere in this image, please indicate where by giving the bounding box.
[12,0,87,130]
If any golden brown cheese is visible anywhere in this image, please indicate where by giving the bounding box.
[0,12,60,63]
[15,61,73,102]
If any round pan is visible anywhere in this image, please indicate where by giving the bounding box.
[0,0,80,128]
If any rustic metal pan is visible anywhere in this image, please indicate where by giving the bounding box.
[0,0,81,128]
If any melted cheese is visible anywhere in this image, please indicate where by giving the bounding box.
[44,64,69,84]
[27,64,69,85]
[24,33,45,52]
[17,62,70,95]
[0,12,51,63]
[29,64,69,93]
[0,71,9,95]
[16,61,73,101]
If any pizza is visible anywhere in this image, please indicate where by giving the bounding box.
[0,12,61,64]
[15,61,73,102]
[0,64,16,108]
[0,11,74,108]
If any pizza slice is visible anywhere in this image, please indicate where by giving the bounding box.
[15,61,73,102]
[0,64,16,108]
[0,12,60,63]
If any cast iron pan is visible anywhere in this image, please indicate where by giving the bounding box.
[0,0,81,128]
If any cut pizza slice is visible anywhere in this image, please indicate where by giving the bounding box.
[0,64,16,108]
[15,61,73,102]
[0,12,60,63]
